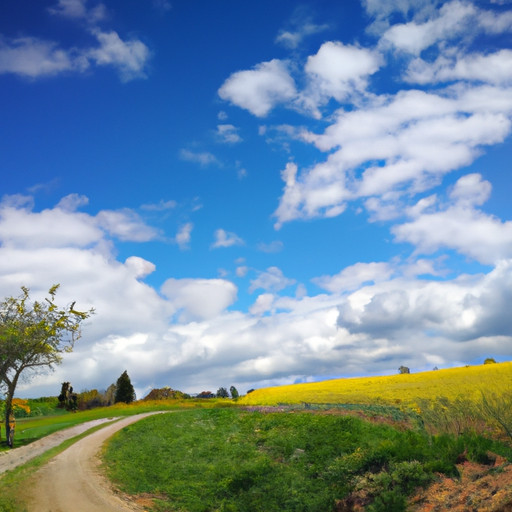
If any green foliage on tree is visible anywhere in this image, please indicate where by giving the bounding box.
[114,370,136,404]
[230,386,239,400]
[484,358,497,364]
[104,383,117,406]
[398,366,410,374]
[0,285,93,447]
[216,387,229,398]
[58,381,77,411]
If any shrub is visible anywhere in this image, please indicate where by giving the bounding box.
[417,396,484,437]
[479,390,512,441]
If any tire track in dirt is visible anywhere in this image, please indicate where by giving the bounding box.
[23,412,168,512]
[0,417,117,475]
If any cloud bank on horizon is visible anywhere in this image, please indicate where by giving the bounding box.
[1,0,512,398]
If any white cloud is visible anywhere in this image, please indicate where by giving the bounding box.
[406,50,512,85]
[0,7,149,82]
[313,262,394,293]
[0,201,102,249]
[249,293,275,315]
[175,222,193,250]
[249,266,296,293]
[362,0,441,34]
[161,278,238,322]
[48,0,107,23]
[88,30,150,82]
[141,199,177,211]
[393,174,512,265]
[218,59,297,117]
[380,1,476,54]
[216,124,242,144]
[0,31,149,82]
[96,209,159,242]
[4,193,512,398]
[236,266,248,278]
[276,21,329,49]
[180,149,220,167]
[302,42,382,113]
[257,240,284,253]
[273,86,512,226]
[211,229,244,249]
[0,37,88,78]
[124,256,156,279]
[56,193,89,212]
[380,0,512,55]
[337,260,512,346]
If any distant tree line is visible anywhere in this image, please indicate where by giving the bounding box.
[58,370,136,411]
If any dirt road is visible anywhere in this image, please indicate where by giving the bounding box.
[0,417,118,475]
[23,412,166,512]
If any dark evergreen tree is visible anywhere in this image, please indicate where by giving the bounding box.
[114,370,136,403]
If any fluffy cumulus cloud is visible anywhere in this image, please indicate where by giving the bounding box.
[215,1,512,229]
[218,59,297,117]
[302,42,382,114]
[160,278,238,322]
[3,193,512,398]
[273,86,512,226]
[393,174,512,265]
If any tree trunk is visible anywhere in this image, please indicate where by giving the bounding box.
[4,390,13,448]
[4,373,20,448]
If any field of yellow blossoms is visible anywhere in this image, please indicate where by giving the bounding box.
[239,361,512,407]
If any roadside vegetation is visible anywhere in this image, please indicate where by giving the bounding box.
[1,361,512,510]
[102,407,512,512]
[0,398,233,451]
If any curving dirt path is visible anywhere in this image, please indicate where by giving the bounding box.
[0,417,119,475]
[23,412,167,512]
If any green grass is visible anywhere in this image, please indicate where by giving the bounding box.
[103,408,512,512]
[1,399,232,451]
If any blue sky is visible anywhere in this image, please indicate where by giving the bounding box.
[1,0,512,398]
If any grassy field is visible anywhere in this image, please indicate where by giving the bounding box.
[1,399,233,451]
[103,408,512,512]
[239,362,512,406]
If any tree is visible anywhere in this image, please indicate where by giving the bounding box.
[484,358,496,364]
[114,370,136,404]
[104,383,117,406]
[216,387,229,398]
[0,285,92,447]
[398,366,410,374]
[58,381,78,411]
[230,386,239,400]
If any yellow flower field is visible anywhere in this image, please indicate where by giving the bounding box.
[239,362,512,407]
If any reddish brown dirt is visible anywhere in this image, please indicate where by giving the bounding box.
[409,455,512,511]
